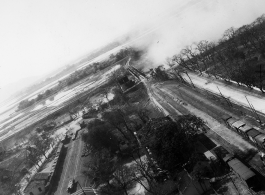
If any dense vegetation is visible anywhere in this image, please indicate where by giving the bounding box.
[80,67,207,194]
[168,14,265,92]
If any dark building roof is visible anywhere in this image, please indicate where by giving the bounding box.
[24,180,46,193]
[247,129,261,138]
[32,172,50,180]
[221,114,232,121]
[239,125,253,133]
[24,172,50,193]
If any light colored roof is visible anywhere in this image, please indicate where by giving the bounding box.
[204,151,217,161]
[232,121,245,128]
[228,158,255,180]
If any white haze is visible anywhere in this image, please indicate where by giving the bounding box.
[129,0,265,67]
[0,0,265,101]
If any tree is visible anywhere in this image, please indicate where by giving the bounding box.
[26,146,41,169]
[196,40,213,75]
[111,87,130,106]
[165,57,175,68]
[28,133,52,160]
[181,45,202,73]
[83,149,117,185]
[102,109,136,142]
[133,103,150,125]
[172,53,192,71]
[82,120,120,153]
[146,115,205,173]
[111,165,135,195]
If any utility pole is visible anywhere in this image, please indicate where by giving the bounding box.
[185,72,196,88]
[217,86,233,107]
[134,132,166,177]
[255,64,265,92]
[245,96,262,125]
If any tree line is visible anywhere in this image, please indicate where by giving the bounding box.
[168,14,265,92]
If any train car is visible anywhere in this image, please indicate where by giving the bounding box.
[246,129,261,144]
[231,120,246,133]
[223,154,259,189]
[226,118,239,128]
[254,134,265,149]
[238,125,254,138]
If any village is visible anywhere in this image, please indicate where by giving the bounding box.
[1,2,265,195]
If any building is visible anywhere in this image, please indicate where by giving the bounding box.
[24,172,50,195]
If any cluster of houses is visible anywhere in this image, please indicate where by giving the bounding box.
[24,143,64,195]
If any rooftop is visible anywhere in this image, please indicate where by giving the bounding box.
[24,172,50,193]
[24,179,46,193]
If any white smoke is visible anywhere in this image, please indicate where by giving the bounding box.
[127,0,265,68]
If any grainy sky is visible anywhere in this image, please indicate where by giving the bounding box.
[0,0,265,88]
